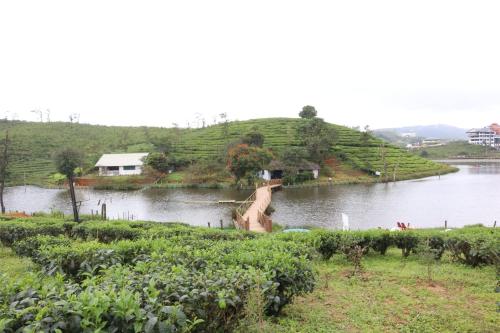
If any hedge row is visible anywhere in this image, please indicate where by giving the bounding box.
[0,218,76,246]
[1,236,314,332]
[274,227,499,267]
[0,218,256,246]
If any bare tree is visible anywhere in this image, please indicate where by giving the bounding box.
[31,109,43,122]
[0,131,10,213]
[69,113,80,123]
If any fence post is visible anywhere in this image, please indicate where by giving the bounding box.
[220,219,223,229]
[208,222,211,228]
[444,220,447,229]
[101,204,107,220]
[494,220,497,228]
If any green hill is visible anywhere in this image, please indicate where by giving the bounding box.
[414,141,500,159]
[0,118,454,186]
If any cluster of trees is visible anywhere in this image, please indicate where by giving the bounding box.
[298,105,337,164]
[226,144,273,184]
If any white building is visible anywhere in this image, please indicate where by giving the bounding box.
[95,153,149,176]
[467,124,500,148]
[258,160,320,181]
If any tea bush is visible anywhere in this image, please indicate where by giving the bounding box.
[13,235,72,258]
[0,219,75,246]
[445,228,499,266]
[0,235,315,331]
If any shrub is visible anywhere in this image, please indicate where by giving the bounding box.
[312,230,341,260]
[393,231,420,257]
[366,230,393,255]
[13,235,71,258]
[0,219,75,246]
[445,230,499,267]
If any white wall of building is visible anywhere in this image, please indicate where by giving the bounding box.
[99,165,143,176]
[119,166,143,176]
[258,170,271,181]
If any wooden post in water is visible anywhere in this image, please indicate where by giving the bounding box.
[220,219,223,229]
[101,204,107,220]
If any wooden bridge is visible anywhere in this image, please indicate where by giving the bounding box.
[234,179,282,233]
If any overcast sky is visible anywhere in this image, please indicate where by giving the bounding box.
[1,0,499,129]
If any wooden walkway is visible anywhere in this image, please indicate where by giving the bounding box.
[234,179,282,233]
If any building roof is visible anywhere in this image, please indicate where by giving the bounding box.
[95,153,149,167]
[490,123,500,135]
[467,127,494,134]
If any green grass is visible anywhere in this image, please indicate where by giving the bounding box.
[261,249,499,333]
[0,118,454,186]
[0,245,34,278]
[415,141,500,159]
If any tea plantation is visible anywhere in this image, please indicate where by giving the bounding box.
[0,118,454,186]
[0,217,498,332]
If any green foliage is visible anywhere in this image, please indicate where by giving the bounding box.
[50,172,67,184]
[445,228,499,266]
[242,131,265,147]
[0,217,499,332]
[0,219,315,332]
[298,117,337,163]
[227,144,274,181]
[0,219,75,246]
[393,231,420,257]
[145,152,171,173]
[0,118,453,186]
[299,105,317,119]
[413,141,500,159]
[13,235,71,258]
[53,148,83,178]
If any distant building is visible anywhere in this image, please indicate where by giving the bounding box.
[258,160,320,181]
[467,123,500,148]
[95,153,149,176]
[401,132,417,138]
[421,138,443,147]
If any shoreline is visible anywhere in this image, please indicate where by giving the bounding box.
[9,167,459,191]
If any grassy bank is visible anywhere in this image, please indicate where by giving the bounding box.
[261,249,498,332]
[414,141,500,159]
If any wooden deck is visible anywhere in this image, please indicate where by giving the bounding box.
[234,179,282,233]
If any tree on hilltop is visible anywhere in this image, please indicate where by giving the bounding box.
[299,105,318,119]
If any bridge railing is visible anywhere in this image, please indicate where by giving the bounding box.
[234,213,250,231]
[257,209,272,232]
[233,190,256,230]
[268,179,283,187]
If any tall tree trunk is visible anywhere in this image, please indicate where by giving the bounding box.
[0,180,5,214]
[68,175,79,222]
[0,131,9,214]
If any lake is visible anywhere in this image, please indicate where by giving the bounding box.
[5,161,500,230]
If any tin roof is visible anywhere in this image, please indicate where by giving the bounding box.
[95,153,149,167]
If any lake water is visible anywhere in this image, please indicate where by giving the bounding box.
[5,161,500,230]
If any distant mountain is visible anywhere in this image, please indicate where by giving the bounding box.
[375,124,467,140]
